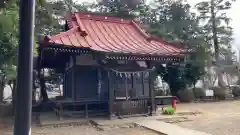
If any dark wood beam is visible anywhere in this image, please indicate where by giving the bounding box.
[108,71,115,119]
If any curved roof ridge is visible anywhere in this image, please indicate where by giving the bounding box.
[74,12,132,24]
[74,13,88,37]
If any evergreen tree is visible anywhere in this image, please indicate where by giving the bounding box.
[196,0,235,86]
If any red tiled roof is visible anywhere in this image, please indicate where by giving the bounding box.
[43,12,184,56]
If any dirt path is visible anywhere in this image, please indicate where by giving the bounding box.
[175,101,240,135]
[2,101,240,135]
[0,126,161,135]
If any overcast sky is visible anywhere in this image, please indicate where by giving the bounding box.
[77,0,240,48]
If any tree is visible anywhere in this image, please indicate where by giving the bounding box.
[196,0,235,86]
[35,0,90,36]
[155,63,186,97]
[94,0,143,18]
[146,0,207,95]
[147,0,197,44]
[0,0,62,103]
[35,0,65,36]
[0,1,18,103]
[184,62,205,89]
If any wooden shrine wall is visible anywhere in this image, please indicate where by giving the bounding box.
[99,69,109,99]
[73,66,109,100]
[74,66,98,100]
[111,71,151,117]
[113,72,150,98]
[63,55,74,99]
[63,67,74,99]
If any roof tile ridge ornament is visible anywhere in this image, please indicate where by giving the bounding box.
[44,27,81,43]
[74,12,88,37]
[66,15,74,29]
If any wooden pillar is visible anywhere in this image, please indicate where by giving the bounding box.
[149,70,156,115]
[72,67,76,100]
[141,72,145,96]
[63,73,66,97]
[32,70,37,104]
[97,68,102,99]
[39,69,48,101]
[108,71,114,119]
[125,76,128,100]
[72,56,76,100]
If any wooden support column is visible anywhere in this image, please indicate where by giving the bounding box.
[97,68,102,99]
[72,56,76,100]
[149,70,156,116]
[39,69,48,101]
[63,73,65,97]
[72,68,76,100]
[125,76,128,100]
[108,71,114,119]
[37,51,48,102]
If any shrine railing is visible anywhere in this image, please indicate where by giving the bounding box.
[112,97,149,117]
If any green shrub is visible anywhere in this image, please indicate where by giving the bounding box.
[162,107,175,115]
[177,89,195,102]
[232,86,240,97]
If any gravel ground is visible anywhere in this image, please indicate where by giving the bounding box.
[175,101,240,135]
[0,126,161,135]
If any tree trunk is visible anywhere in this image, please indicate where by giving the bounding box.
[0,76,6,104]
[11,80,16,115]
[0,80,4,103]
[37,67,49,102]
[169,84,179,98]
[193,81,197,99]
[40,77,48,101]
[32,69,37,103]
[210,0,224,87]
[32,84,36,104]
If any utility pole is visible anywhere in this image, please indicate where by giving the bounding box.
[13,0,35,134]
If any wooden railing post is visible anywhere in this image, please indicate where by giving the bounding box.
[149,71,156,115]
[108,71,114,119]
